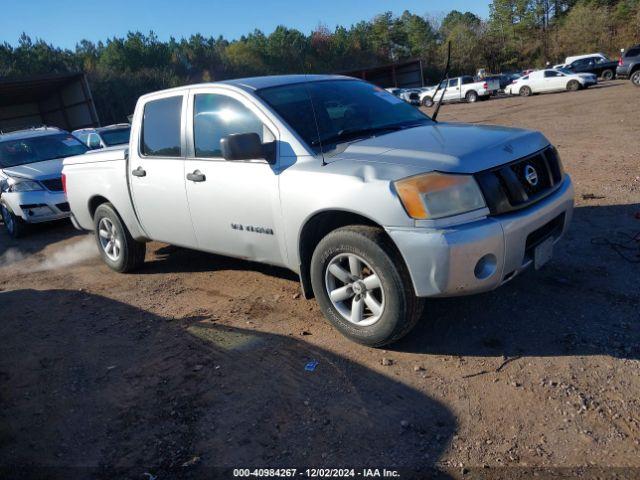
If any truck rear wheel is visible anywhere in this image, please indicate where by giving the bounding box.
[631,70,640,86]
[93,203,145,273]
[1,203,27,239]
[601,69,614,81]
[310,225,424,347]
[465,90,478,103]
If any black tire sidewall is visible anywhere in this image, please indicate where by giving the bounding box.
[466,91,478,102]
[310,228,413,346]
[422,97,433,107]
[602,69,613,80]
[632,71,640,86]
[1,203,24,238]
[568,80,579,91]
[93,203,132,272]
[520,86,531,96]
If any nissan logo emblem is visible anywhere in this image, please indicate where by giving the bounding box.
[524,165,539,186]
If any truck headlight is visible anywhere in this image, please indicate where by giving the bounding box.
[10,179,43,192]
[394,172,486,219]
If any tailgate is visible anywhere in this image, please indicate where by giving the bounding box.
[487,78,500,91]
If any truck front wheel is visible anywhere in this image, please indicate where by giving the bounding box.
[93,203,145,272]
[310,225,424,347]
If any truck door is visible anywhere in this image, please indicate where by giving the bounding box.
[183,88,285,266]
[444,78,461,101]
[128,93,198,247]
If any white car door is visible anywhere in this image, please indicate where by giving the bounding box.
[128,92,198,247]
[183,88,285,266]
[542,70,565,91]
[444,78,461,102]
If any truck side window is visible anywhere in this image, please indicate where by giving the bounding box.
[193,94,272,158]
[448,78,458,87]
[141,96,183,157]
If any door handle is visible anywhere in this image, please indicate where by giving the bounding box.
[132,166,146,177]
[187,170,206,182]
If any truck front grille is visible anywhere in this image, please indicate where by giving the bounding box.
[41,178,64,192]
[475,146,563,215]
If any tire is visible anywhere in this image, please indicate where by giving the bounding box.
[421,96,434,107]
[1,202,27,238]
[601,69,614,81]
[567,80,580,91]
[310,225,424,347]
[465,90,478,103]
[631,70,640,87]
[519,86,532,97]
[93,203,146,272]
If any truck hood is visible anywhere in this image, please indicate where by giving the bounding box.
[1,158,64,180]
[328,122,549,173]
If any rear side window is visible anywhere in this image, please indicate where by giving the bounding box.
[193,94,269,158]
[626,47,640,57]
[461,76,474,85]
[141,96,183,157]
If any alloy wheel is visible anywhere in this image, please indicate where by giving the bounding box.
[324,253,385,327]
[98,217,121,261]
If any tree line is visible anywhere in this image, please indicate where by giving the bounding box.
[1,0,638,124]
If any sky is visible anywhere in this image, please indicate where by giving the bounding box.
[1,0,490,49]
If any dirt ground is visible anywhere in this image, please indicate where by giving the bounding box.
[0,80,639,479]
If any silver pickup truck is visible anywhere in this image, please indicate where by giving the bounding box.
[62,75,574,346]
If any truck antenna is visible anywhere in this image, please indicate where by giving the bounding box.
[431,42,452,123]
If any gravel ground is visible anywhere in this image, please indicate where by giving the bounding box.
[0,80,638,479]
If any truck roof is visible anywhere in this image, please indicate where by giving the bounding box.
[138,74,354,101]
[0,126,66,142]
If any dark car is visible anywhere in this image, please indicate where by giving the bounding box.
[617,45,640,86]
[565,55,618,80]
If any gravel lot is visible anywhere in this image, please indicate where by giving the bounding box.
[1,80,638,479]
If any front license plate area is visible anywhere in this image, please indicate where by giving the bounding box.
[534,236,554,270]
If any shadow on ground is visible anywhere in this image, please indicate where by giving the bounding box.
[0,289,456,479]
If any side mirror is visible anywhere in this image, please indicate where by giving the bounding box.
[221,133,265,162]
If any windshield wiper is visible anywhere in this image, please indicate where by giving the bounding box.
[312,124,414,148]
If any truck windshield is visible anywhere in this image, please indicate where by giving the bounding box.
[0,133,88,168]
[99,127,131,146]
[257,79,432,153]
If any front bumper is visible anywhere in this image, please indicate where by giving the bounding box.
[387,175,574,297]
[2,190,70,223]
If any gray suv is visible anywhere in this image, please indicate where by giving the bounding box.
[617,45,640,86]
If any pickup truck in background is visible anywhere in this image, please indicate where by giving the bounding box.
[63,75,574,346]
[419,75,500,107]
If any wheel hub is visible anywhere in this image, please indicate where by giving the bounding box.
[351,281,365,295]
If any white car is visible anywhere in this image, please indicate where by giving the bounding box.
[505,69,597,96]
[0,127,88,237]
